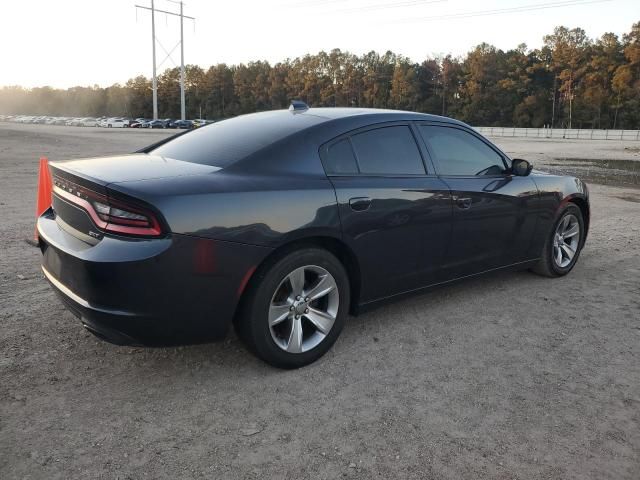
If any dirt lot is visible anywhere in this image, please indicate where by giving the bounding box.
[1,123,639,479]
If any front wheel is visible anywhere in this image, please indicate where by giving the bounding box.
[532,204,585,277]
[236,248,350,369]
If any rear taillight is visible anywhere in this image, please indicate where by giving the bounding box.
[52,175,163,237]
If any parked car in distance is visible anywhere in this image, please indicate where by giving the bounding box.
[78,118,96,127]
[38,104,590,368]
[192,118,212,128]
[106,118,128,128]
[129,118,147,128]
[142,119,167,129]
[169,119,194,129]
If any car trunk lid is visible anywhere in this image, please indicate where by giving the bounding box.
[48,154,218,242]
[51,153,220,185]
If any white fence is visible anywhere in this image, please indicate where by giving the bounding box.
[473,126,640,141]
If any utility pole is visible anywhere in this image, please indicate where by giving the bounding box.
[180,1,186,121]
[151,0,157,120]
[135,1,194,121]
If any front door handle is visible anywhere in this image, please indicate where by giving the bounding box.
[455,197,472,209]
[349,197,372,211]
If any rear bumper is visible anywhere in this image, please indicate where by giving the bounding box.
[42,264,144,345]
[37,209,271,346]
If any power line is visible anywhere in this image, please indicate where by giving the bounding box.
[332,0,447,15]
[289,0,446,11]
[391,0,614,23]
[285,0,345,8]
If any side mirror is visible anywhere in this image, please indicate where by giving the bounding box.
[511,158,533,176]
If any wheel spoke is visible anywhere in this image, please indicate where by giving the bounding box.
[304,308,335,334]
[555,245,563,265]
[269,303,291,326]
[563,224,579,238]
[304,274,337,301]
[287,267,305,297]
[286,317,303,353]
[561,243,575,260]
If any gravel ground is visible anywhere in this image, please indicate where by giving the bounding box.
[1,124,639,479]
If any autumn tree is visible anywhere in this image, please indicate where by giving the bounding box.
[2,22,639,129]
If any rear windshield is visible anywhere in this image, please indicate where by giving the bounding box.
[150,110,323,167]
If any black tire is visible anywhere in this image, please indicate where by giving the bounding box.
[236,247,350,369]
[532,204,585,277]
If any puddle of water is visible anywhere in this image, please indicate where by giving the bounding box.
[536,158,640,188]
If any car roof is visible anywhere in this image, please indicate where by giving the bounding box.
[220,107,465,127]
[296,107,457,123]
[149,107,470,171]
[277,107,469,142]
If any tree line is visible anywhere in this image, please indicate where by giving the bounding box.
[1,22,639,129]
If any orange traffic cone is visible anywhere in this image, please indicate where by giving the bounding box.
[32,156,53,243]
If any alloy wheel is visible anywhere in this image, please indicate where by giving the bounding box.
[553,213,580,268]
[268,265,339,353]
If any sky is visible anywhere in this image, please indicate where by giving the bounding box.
[0,0,638,88]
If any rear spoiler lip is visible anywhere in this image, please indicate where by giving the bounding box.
[49,161,110,193]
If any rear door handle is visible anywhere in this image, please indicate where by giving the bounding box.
[349,197,372,211]
[455,197,472,209]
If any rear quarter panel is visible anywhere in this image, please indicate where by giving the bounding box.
[108,171,342,248]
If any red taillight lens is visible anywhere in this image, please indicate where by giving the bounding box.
[52,175,163,237]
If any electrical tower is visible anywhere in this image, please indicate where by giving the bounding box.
[135,1,195,120]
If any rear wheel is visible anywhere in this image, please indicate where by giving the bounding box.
[532,204,584,277]
[236,248,350,369]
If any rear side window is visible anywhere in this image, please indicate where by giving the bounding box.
[150,110,323,167]
[350,126,425,175]
[323,138,358,174]
[419,125,505,176]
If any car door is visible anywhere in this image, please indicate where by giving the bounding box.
[417,123,539,279]
[320,123,452,303]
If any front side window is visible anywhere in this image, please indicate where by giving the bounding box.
[419,126,505,176]
[350,126,425,175]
